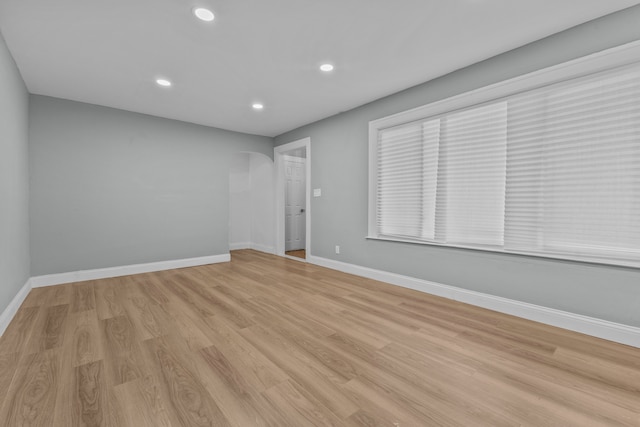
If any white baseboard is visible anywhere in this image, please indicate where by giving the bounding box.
[230,242,276,255]
[249,243,276,254]
[308,255,640,349]
[229,242,251,250]
[0,278,32,337]
[30,254,230,288]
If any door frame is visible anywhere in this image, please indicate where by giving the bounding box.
[275,137,311,260]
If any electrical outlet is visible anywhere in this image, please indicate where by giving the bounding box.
[335,245,340,254]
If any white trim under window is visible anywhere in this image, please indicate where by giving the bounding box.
[369,40,640,269]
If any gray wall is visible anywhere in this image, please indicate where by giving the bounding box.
[275,6,640,327]
[0,31,30,314]
[29,95,272,276]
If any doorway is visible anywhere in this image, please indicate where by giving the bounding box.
[275,138,310,261]
[284,153,306,258]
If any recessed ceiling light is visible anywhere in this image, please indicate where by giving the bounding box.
[156,78,172,87]
[193,7,215,22]
[252,103,264,110]
[320,63,334,72]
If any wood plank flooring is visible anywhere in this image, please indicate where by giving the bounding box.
[1,249,639,426]
[285,249,306,259]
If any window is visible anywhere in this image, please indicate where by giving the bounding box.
[438,102,507,247]
[376,120,439,240]
[369,42,640,268]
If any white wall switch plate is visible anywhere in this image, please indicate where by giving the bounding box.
[313,188,322,197]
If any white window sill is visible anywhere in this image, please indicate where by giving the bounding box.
[365,235,640,270]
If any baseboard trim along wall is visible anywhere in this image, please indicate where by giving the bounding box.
[0,278,32,336]
[229,242,276,254]
[30,253,230,288]
[307,255,640,349]
[250,243,276,254]
[229,242,252,250]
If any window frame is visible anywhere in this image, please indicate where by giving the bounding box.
[368,39,640,269]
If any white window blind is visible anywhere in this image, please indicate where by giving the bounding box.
[438,102,507,246]
[377,102,508,246]
[505,64,640,262]
[372,55,640,268]
[377,120,439,240]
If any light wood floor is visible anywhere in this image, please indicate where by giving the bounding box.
[0,250,639,426]
[285,249,306,259]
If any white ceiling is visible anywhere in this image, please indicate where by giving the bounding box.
[1,0,639,137]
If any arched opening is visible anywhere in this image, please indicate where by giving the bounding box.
[229,152,275,253]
